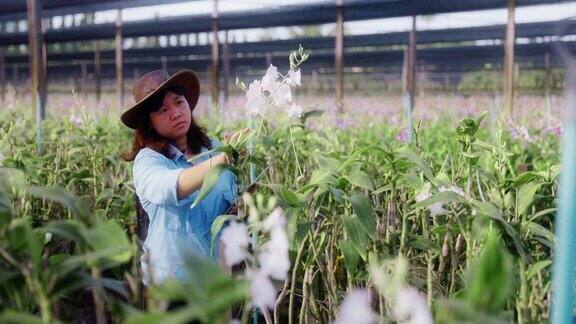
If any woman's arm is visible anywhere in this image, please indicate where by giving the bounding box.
[176,153,229,199]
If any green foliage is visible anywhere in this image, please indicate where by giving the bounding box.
[0,101,560,323]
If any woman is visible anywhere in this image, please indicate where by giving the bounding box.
[121,69,237,285]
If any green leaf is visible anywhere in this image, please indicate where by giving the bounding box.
[397,147,436,184]
[522,221,556,249]
[192,164,236,208]
[209,215,236,256]
[0,310,43,324]
[339,240,361,278]
[525,260,552,280]
[340,214,368,260]
[346,169,375,191]
[472,200,528,261]
[348,193,376,239]
[26,186,90,221]
[412,191,466,210]
[516,182,541,216]
[463,228,513,313]
[407,234,441,253]
[81,221,132,268]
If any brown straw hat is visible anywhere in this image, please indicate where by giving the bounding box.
[120,69,200,129]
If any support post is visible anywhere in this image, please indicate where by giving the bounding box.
[335,0,344,113]
[222,31,230,109]
[81,62,87,99]
[402,15,417,143]
[12,65,18,89]
[0,50,5,102]
[115,10,124,109]
[161,56,168,71]
[211,0,220,113]
[27,0,46,153]
[503,0,515,115]
[545,51,552,118]
[94,40,102,105]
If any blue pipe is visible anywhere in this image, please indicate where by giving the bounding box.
[551,58,576,323]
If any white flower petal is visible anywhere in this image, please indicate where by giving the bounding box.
[288,69,301,87]
[262,65,279,92]
[270,82,292,108]
[259,229,290,280]
[263,208,286,232]
[427,202,446,217]
[416,183,432,202]
[287,103,303,119]
[394,287,433,324]
[248,270,277,310]
[221,221,250,267]
[334,288,376,324]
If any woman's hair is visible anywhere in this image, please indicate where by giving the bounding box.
[122,85,212,162]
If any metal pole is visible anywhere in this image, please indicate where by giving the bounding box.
[402,16,417,143]
[551,32,576,324]
[503,0,515,115]
[0,50,4,102]
[27,0,46,154]
[223,31,230,110]
[211,0,220,113]
[81,62,87,99]
[115,10,124,109]
[335,0,344,113]
[161,56,168,72]
[545,51,552,118]
[94,40,101,105]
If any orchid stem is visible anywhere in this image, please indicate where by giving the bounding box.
[288,121,303,177]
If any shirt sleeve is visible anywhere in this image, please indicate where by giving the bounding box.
[211,137,223,149]
[133,150,193,206]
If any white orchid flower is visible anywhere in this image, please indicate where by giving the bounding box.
[287,68,301,87]
[220,221,250,267]
[394,287,433,324]
[248,269,277,310]
[259,228,290,280]
[333,288,376,324]
[261,64,279,93]
[286,103,303,119]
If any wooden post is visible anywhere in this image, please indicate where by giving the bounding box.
[94,40,101,105]
[211,0,220,112]
[161,56,168,71]
[115,10,124,109]
[222,31,230,108]
[335,0,344,113]
[545,51,552,117]
[0,50,5,102]
[12,65,18,89]
[81,62,87,98]
[265,53,272,67]
[402,15,417,143]
[503,0,515,115]
[27,0,46,153]
[407,15,417,113]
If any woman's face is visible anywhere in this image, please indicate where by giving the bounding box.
[149,90,191,139]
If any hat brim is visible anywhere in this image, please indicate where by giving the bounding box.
[121,69,200,129]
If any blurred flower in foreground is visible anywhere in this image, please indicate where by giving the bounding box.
[221,221,250,267]
[334,288,376,324]
[259,208,290,280]
[247,269,277,310]
[396,127,410,142]
[394,287,433,324]
[416,183,446,217]
[219,203,291,312]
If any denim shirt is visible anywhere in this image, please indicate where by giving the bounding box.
[133,138,237,285]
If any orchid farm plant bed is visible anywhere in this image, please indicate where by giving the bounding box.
[0,47,560,323]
